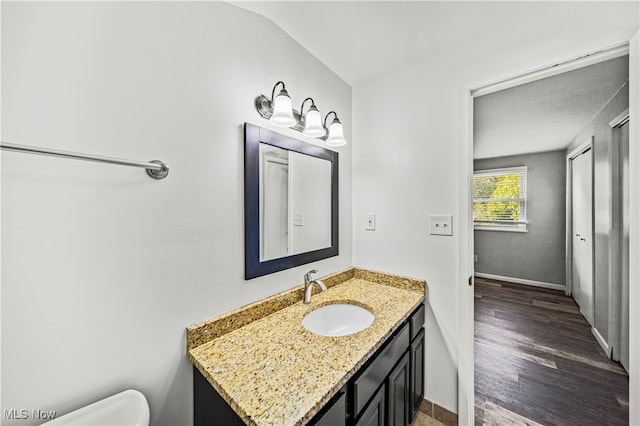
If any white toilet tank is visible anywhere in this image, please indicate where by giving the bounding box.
[41,389,149,426]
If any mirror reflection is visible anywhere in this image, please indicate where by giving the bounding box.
[260,144,332,261]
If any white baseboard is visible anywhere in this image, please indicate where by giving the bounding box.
[592,327,612,358]
[474,272,565,291]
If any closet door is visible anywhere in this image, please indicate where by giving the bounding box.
[571,148,594,325]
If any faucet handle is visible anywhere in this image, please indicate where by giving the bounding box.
[304,269,318,283]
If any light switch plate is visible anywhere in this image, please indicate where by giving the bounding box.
[365,213,376,231]
[430,214,453,236]
[293,213,304,227]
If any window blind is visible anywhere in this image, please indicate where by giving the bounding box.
[473,166,527,229]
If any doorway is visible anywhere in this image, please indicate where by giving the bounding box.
[460,40,638,425]
[472,81,629,424]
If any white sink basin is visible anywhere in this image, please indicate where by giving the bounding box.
[302,303,374,337]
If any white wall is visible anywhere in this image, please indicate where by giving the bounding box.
[352,1,639,413]
[1,2,351,425]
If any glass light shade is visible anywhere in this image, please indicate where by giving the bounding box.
[302,106,326,137]
[326,119,347,147]
[269,90,296,127]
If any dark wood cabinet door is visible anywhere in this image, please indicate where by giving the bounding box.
[193,366,244,426]
[312,391,346,426]
[410,328,425,421]
[355,384,386,426]
[387,352,410,426]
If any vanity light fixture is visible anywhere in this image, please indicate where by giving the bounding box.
[254,81,348,146]
[300,98,326,138]
[324,111,347,147]
[269,81,296,128]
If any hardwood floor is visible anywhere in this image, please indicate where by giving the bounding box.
[474,277,629,426]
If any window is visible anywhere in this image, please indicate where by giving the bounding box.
[473,166,527,231]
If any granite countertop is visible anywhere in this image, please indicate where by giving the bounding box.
[187,267,426,426]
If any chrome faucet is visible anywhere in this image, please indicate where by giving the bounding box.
[303,269,327,304]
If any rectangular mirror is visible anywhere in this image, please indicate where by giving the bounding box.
[244,123,338,279]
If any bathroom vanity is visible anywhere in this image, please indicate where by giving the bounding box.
[187,267,426,426]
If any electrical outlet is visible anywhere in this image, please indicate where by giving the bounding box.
[293,213,304,227]
[365,213,376,231]
[429,214,453,236]
[474,255,478,262]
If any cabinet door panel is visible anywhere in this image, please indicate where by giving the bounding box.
[312,391,346,426]
[411,328,425,421]
[388,352,410,426]
[193,366,244,426]
[355,384,386,426]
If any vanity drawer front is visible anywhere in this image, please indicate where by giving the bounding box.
[410,304,425,341]
[353,322,410,417]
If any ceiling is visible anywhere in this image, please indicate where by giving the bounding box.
[474,55,629,159]
[235,1,495,85]
[233,2,632,158]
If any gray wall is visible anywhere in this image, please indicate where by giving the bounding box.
[474,150,567,286]
[566,81,629,343]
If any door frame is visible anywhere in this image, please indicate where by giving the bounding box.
[608,108,630,365]
[457,39,639,425]
[628,33,639,425]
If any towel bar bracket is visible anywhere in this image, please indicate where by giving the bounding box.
[146,160,170,179]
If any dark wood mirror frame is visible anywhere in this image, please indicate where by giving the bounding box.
[244,123,339,279]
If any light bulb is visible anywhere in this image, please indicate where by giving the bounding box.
[326,118,347,147]
[303,105,325,137]
[269,89,296,127]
